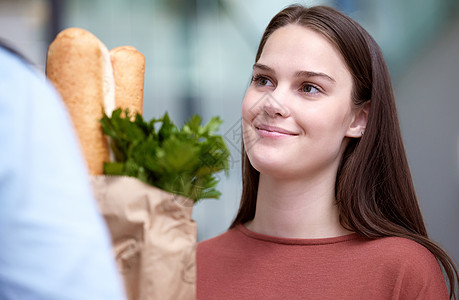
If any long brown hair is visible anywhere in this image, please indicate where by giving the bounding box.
[230,5,458,299]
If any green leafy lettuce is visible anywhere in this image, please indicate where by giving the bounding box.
[100,108,230,203]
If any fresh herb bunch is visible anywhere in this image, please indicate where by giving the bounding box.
[100,108,230,203]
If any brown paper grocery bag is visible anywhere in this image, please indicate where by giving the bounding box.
[91,175,196,300]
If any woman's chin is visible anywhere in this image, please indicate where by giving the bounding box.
[247,152,290,178]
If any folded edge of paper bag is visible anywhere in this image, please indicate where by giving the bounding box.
[91,175,197,300]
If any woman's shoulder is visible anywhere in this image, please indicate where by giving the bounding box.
[198,226,242,253]
[359,235,448,298]
[196,226,247,272]
[354,235,441,274]
[363,235,439,268]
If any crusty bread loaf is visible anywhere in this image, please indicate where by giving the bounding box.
[110,46,145,116]
[46,28,113,175]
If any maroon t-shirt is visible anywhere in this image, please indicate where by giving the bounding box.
[197,224,448,299]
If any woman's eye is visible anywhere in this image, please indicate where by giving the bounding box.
[301,84,320,94]
[253,75,273,87]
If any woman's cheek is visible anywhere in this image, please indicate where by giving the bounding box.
[242,95,255,121]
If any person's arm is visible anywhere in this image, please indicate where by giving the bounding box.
[0,46,126,300]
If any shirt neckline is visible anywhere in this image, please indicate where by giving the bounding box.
[236,224,361,246]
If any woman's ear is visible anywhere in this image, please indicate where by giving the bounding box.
[346,101,370,138]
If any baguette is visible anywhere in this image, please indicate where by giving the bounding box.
[46,28,115,175]
[110,46,145,116]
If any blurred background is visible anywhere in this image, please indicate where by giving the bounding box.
[1,0,458,266]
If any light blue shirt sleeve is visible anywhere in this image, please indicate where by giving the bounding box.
[0,47,126,300]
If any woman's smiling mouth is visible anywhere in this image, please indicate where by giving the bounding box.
[255,124,299,138]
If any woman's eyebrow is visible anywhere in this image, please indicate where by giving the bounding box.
[253,63,273,72]
[295,70,335,83]
[253,63,335,83]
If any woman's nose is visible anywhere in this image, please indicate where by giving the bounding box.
[262,89,290,118]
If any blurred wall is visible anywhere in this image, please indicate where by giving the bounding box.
[0,0,49,70]
[395,17,459,268]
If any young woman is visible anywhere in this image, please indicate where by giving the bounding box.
[197,5,458,299]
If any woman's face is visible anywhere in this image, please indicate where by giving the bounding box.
[242,24,363,181]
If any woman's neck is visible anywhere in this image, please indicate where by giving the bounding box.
[245,172,353,239]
